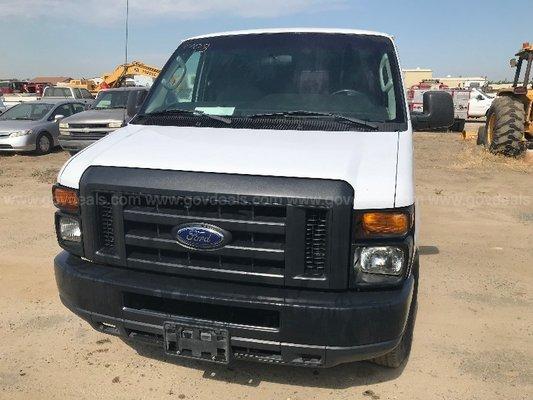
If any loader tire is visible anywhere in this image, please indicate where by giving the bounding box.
[485,97,525,157]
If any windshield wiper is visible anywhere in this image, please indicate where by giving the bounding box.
[136,109,231,125]
[248,110,378,130]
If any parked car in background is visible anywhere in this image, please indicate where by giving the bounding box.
[467,88,495,118]
[0,99,85,154]
[59,87,148,154]
[42,86,95,105]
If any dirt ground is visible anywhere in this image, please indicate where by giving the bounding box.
[0,126,532,400]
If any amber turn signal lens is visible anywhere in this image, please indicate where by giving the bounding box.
[362,212,409,235]
[53,186,79,212]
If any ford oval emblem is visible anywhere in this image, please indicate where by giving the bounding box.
[171,223,231,250]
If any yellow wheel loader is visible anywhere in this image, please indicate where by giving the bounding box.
[478,42,533,156]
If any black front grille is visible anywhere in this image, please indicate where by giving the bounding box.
[70,131,108,138]
[81,167,354,289]
[69,123,110,129]
[304,209,328,277]
[122,194,287,281]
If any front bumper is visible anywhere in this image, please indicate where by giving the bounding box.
[58,137,97,152]
[55,251,414,367]
[0,135,35,151]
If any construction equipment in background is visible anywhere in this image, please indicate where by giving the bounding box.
[98,61,160,91]
[478,42,533,156]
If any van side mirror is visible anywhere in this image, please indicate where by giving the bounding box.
[410,91,454,131]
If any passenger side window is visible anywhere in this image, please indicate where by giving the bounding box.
[74,88,82,99]
[50,104,74,120]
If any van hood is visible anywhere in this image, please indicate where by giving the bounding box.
[58,124,404,209]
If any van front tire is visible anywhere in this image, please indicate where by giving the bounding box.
[371,260,418,369]
[371,298,417,368]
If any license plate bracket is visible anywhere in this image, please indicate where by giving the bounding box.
[163,322,230,364]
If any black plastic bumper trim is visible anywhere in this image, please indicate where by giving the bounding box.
[54,251,413,367]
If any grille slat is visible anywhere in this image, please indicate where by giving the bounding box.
[123,209,285,234]
[125,234,285,261]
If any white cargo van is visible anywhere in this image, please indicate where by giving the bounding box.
[53,29,453,368]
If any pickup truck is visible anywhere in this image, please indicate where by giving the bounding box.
[43,86,94,106]
[467,88,495,118]
[58,87,148,154]
[53,28,453,368]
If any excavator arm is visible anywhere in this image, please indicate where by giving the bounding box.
[100,61,160,90]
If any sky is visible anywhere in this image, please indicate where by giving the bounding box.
[0,0,531,81]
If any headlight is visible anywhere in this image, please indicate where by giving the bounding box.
[59,122,69,129]
[9,129,32,137]
[58,215,81,242]
[359,246,404,276]
[108,121,123,128]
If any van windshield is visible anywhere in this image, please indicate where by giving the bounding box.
[140,33,406,130]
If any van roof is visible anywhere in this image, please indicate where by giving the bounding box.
[187,28,393,41]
